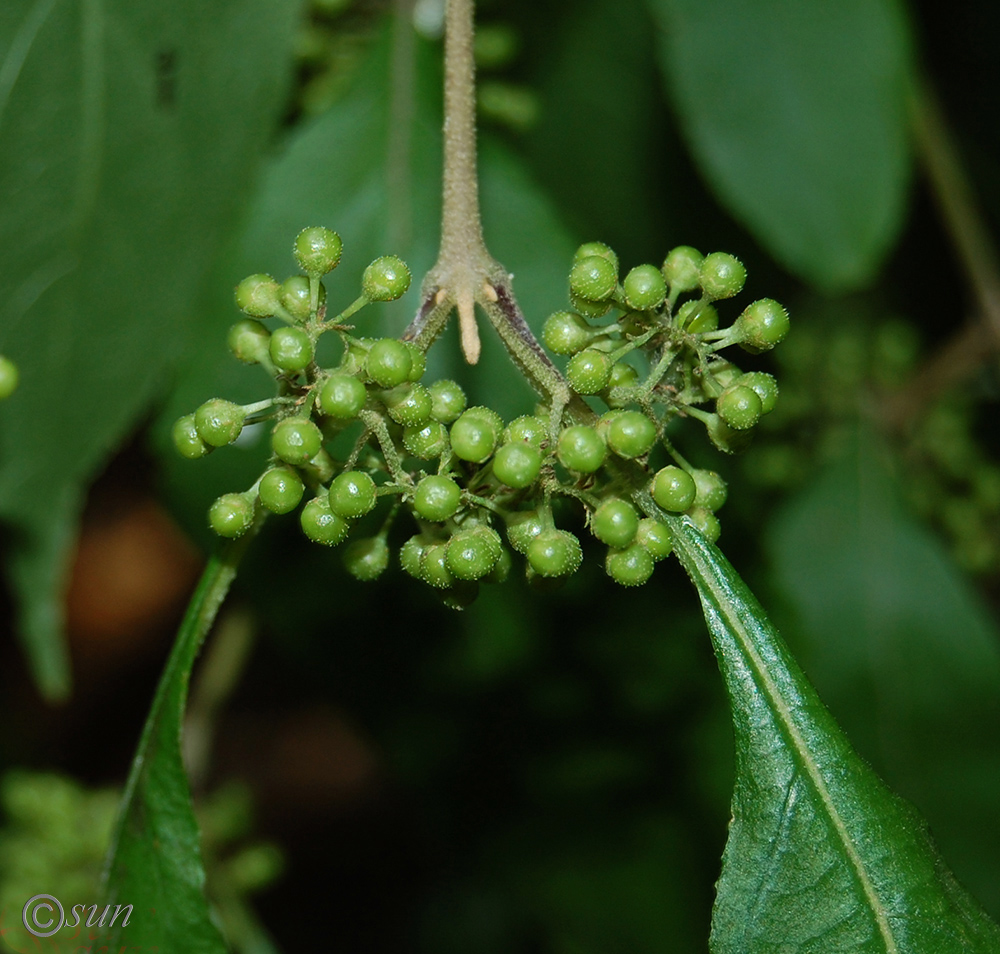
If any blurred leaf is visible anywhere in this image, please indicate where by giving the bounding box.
[664,511,1000,952]
[0,0,300,698]
[648,0,913,289]
[766,432,1000,918]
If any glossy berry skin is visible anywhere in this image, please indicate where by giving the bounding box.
[676,300,719,333]
[737,371,778,414]
[542,311,594,355]
[259,466,305,514]
[692,469,728,512]
[227,320,271,364]
[569,255,617,302]
[362,255,411,301]
[608,361,639,390]
[293,226,342,276]
[343,536,389,581]
[503,415,547,447]
[209,493,254,538]
[556,425,606,473]
[717,384,762,430]
[404,343,426,382]
[734,299,789,352]
[450,411,499,463]
[686,506,721,543]
[400,535,428,578]
[662,246,703,293]
[652,465,697,512]
[485,546,512,584]
[623,264,667,310]
[607,411,657,459]
[319,374,367,419]
[235,273,281,317]
[413,475,462,522]
[636,518,672,560]
[172,414,211,459]
[527,529,583,578]
[506,510,545,553]
[574,241,618,271]
[383,383,432,427]
[569,292,611,319]
[492,442,543,489]
[706,414,753,454]
[329,470,377,519]
[195,399,245,447]
[365,338,412,388]
[280,275,323,321]
[605,544,655,587]
[429,379,467,423]
[591,498,639,549]
[419,543,455,589]
[402,422,448,459]
[269,327,314,372]
[567,349,612,394]
[300,496,350,546]
[271,418,323,466]
[446,527,501,580]
[699,252,746,300]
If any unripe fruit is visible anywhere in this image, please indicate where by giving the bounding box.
[342,336,374,375]
[691,469,728,512]
[329,470,377,519]
[235,273,281,317]
[279,275,324,321]
[259,466,305,514]
[446,526,501,580]
[404,342,426,381]
[227,320,271,364]
[662,246,704,293]
[686,506,721,543]
[365,338,412,388]
[708,360,743,391]
[209,493,254,538]
[492,441,543,489]
[623,264,667,310]
[734,299,789,352]
[542,311,594,355]
[605,544,655,587]
[503,415,547,447]
[636,518,672,560]
[362,255,411,301]
[319,374,367,419]
[383,383,432,427]
[527,529,583,578]
[506,510,545,553]
[705,414,753,454]
[271,418,323,466]
[699,252,746,300]
[400,535,429,578]
[607,410,657,459]
[450,410,499,463]
[567,349,612,394]
[608,361,639,389]
[652,465,697,512]
[343,536,389,581]
[413,475,462,522]
[676,300,719,333]
[736,371,779,414]
[269,326,314,372]
[300,496,350,546]
[569,255,618,302]
[485,546,512,584]
[293,226,343,276]
[591,498,639,549]
[716,384,762,430]
[195,399,245,447]
[573,241,619,271]
[0,355,18,399]
[403,421,448,459]
[428,379,467,423]
[420,543,455,589]
[556,425,606,473]
[569,292,611,318]
[172,414,211,460]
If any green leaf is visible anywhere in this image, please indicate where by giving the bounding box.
[647,0,913,289]
[100,531,256,951]
[661,511,1000,952]
[766,434,1000,920]
[0,0,299,698]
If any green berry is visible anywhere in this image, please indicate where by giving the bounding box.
[172,414,211,459]
[567,349,612,394]
[717,384,762,430]
[342,336,374,376]
[706,414,753,454]
[462,405,504,432]
[235,273,281,317]
[608,361,639,389]
[542,311,594,355]
[319,374,367,419]
[400,535,429,578]
[269,326,314,372]
[403,421,449,459]
[652,466,696,512]
[734,299,789,352]
[413,475,462,522]
[365,338,412,388]
[485,546,512,583]
[662,246,703,293]
[605,544,654,587]
[503,415,547,447]
[736,372,778,414]
[691,469,728,512]
[195,399,246,447]
[556,425,606,473]
[492,442,543,489]
[446,526,501,580]
[329,470,377,519]
[573,241,619,271]
[227,320,271,364]
[569,255,618,302]
[420,542,455,589]
[623,264,666,310]
[300,496,350,546]
[676,300,719,333]
[607,410,657,459]
[209,493,254,538]
[404,342,426,382]
[0,355,18,399]
[271,418,323,466]
[280,275,324,321]
[429,379,467,423]
[302,448,336,485]
[686,506,721,542]
[383,383,432,427]
[343,536,389,581]
[636,518,672,560]
[450,410,499,463]
[569,292,611,319]
[362,255,411,301]
[506,510,545,554]
[259,466,305,514]
[591,498,639,549]
[699,252,746,300]
[527,529,583,578]
[294,226,343,276]
[708,360,743,391]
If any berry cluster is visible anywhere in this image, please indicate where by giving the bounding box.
[173,230,788,606]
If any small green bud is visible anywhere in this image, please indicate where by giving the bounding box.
[362,255,411,301]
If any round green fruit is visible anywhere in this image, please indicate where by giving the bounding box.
[506,510,545,554]
[527,529,583,578]
[343,536,390,581]
[699,252,746,300]
[676,300,719,333]
[734,299,789,352]
[195,399,245,447]
[271,418,323,466]
[716,384,762,431]
[413,475,462,522]
[636,518,672,560]
[383,383,432,427]
[623,264,666,310]
[686,506,721,543]
[662,246,703,294]
[419,542,455,589]
[450,411,499,464]
[590,498,639,549]
[300,496,350,546]
[365,338,412,388]
[429,379,467,423]
[293,226,342,276]
[235,273,280,317]
[318,374,367,419]
[691,469,728,512]
[567,349,612,394]
[269,326,314,372]
[542,311,594,355]
[280,275,323,321]
[556,425,606,473]
[172,414,210,460]
[492,441,543,489]
[403,421,449,459]
[227,320,271,364]
[573,241,618,271]
[605,544,654,587]
[329,470,377,519]
[503,415,547,448]
[652,466,696,512]
[607,410,657,459]
[259,466,305,514]
[608,361,639,390]
[569,255,618,302]
[400,535,429,578]
[362,255,411,301]
[736,371,778,415]
[446,527,501,581]
[209,493,254,538]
